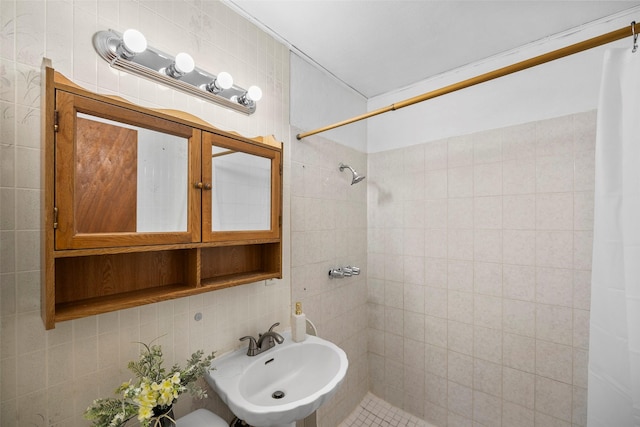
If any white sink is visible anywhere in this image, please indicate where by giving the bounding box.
[205,332,348,427]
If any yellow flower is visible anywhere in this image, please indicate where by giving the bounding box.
[135,384,158,409]
[158,390,173,406]
[138,405,152,421]
[171,372,180,384]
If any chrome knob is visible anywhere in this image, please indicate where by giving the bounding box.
[328,268,344,279]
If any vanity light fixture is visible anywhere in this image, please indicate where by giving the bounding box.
[92,29,261,114]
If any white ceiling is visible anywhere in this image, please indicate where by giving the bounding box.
[227,1,640,98]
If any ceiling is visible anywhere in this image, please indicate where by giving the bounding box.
[227,1,640,98]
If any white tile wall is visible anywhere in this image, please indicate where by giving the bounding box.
[368,111,595,427]
[1,1,290,425]
[290,128,369,426]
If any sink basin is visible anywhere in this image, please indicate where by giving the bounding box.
[205,332,348,427]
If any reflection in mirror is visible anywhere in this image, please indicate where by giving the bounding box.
[75,113,189,233]
[211,146,271,231]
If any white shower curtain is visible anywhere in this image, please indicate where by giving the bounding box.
[588,47,640,426]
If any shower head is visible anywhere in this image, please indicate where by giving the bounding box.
[339,163,366,185]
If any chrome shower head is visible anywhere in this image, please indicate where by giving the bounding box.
[339,163,366,185]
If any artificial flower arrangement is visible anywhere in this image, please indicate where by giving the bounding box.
[84,341,216,427]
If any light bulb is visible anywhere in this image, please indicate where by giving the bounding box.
[116,29,147,60]
[205,71,234,94]
[174,52,195,74]
[217,72,233,90]
[235,86,263,106]
[247,85,262,102]
[122,29,147,54]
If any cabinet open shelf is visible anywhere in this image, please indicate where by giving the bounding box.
[201,243,281,279]
[55,250,197,302]
[200,271,281,291]
[48,241,282,326]
[54,283,195,322]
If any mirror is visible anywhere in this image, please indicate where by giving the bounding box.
[75,113,189,233]
[210,146,272,231]
[52,83,281,252]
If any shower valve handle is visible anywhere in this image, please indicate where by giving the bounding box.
[329,266,360,278]
[328,268,344,279]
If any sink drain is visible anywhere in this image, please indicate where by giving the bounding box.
[272,390,285,399]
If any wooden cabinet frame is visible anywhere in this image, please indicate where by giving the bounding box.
[201,132,282,243]
[41,63,283,329]
[54,90,202,249]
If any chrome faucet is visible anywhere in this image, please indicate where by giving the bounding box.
[239,322,284,356]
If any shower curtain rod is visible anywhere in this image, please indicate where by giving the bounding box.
[296,21,638,141]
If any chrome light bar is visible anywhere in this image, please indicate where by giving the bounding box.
[92,29,259,115]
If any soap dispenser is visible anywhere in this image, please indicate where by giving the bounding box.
[292,302,306,342]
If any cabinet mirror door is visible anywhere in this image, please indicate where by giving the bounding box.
[202,132,281,242]
[55,92,201,249]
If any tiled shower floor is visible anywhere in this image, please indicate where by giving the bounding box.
[338,393,437,427]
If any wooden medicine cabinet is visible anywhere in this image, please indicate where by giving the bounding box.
[41,63,283,329]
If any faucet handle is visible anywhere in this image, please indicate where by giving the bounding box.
[240,336,258,356]
[268,322,280,332]
[347,266,360,275]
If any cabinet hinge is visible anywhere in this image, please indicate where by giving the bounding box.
[53,207,58,229]
[279,215,282,227]
[279,164,282,175]
[53,110,59,132]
